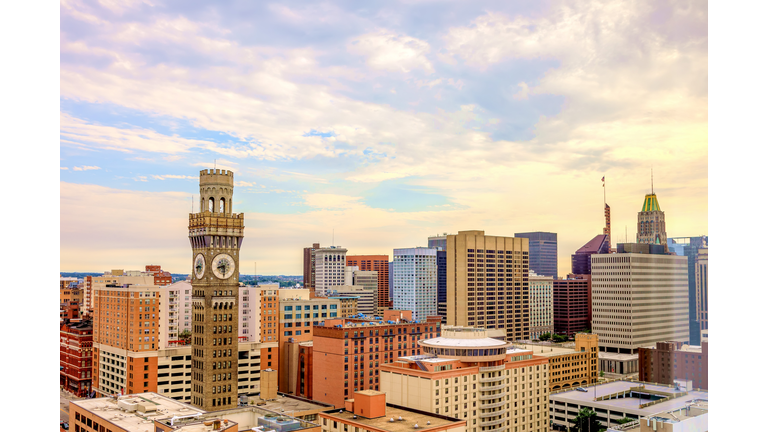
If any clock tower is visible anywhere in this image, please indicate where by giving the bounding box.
[189,169,244,411]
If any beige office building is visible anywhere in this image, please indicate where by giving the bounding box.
[528,272,553,340]
[513,333,598,391]
[381,326,549,432]
[591,253,688,354]
[447,231,529,341]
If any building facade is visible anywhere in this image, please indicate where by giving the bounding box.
[514,232,558,279]
[381,326,549,432]
[695,248,708,339]
[315,247,348,297]
[393,247,438,322]
[667,236,708,345]
[437,250,447,324]
[346,255,391,314]
[528,272,553,340]
[61,319,94,397]
[571,234,610,275]
[552,275,591,337]
[312,313,442,408]
[592,251,689,354]
[304,243,321,294]
[514,333,598,391]
[189,169,244,411]
[447,231,530,341]
[638,341,708,390]
[636,193,668,252]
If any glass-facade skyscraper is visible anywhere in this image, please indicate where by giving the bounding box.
[668,236,708,345]
[515,232,558,279]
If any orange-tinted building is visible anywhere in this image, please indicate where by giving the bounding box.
[61,276,83,319]
[312,313,442,408]
[346,255,390,314]
[60,319,93,397]
[92,277,162,396]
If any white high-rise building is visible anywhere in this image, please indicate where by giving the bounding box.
[529,271,553,339]
[314,247,347,296]
[393,247,437,321]
[592,252,689,354]
[158,280,192,348]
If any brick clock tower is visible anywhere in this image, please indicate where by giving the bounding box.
[189,169,244,411]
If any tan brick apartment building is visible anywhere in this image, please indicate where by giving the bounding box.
[446,231,529,341]
[514,333,598,391]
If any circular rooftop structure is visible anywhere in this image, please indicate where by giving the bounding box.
[419,326,512,361]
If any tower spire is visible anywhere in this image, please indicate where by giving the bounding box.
[651,167,654,195]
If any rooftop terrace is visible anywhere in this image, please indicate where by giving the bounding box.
[323,404,463,432]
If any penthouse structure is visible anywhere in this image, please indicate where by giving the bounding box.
[446,230,530,341]
[592,248,688,354]
[320,390,466,432]
[346,255,391,314]
[312,311,442,408]
[381,326,549,432]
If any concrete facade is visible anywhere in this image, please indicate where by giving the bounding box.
[381,327,549,432]
[315,247,348,297]
[591,253,689,354]
[694,248,708,336]
[446,231,530,341]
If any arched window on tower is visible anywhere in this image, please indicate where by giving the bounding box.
[209,197,215,212]
[220,197,226,213]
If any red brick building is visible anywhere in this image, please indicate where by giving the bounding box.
[145,265,173,286]
[346,255,390,312]
[639,340,708,389]
[311,312,441,408]
[60,320,94,397]
[553,274,591,336]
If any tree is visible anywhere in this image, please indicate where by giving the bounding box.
[539,333,551,341]
[616,418,634,425]
[552,334,568,343]
[569,408,603,432]
[179,329,192,344]
[599,370,605,378]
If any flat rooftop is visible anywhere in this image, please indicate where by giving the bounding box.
[599,352,639,361]
[254,394,332,414]
[324,405,462,432]
[400,355,454,364]
[513,343,576,357]
[72,393,204,432]
[551,380,708,417]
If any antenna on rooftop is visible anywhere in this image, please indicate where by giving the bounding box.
[651,166,654,195]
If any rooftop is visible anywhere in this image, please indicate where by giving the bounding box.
[254,393,332,414]
[511,343,578,357]
[72,393,204,432]
[421,336,508,348]
[598,352,639,361]
[323,404,463,432]
[551,380,708,417]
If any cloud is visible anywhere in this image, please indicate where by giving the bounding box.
[73,165,101,171]
[61,167,69,170]
[150,174,197,180]
[348,30,434,74]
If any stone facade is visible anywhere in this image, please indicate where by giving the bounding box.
[190,169,244,411]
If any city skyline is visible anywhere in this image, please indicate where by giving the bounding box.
[60,0,708,276]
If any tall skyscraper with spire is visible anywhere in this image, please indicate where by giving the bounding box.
[636,175,668,252]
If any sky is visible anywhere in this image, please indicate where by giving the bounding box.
[59,0,708,276]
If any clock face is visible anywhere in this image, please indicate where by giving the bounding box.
[212,253,236,280]
[194,253,206,279]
